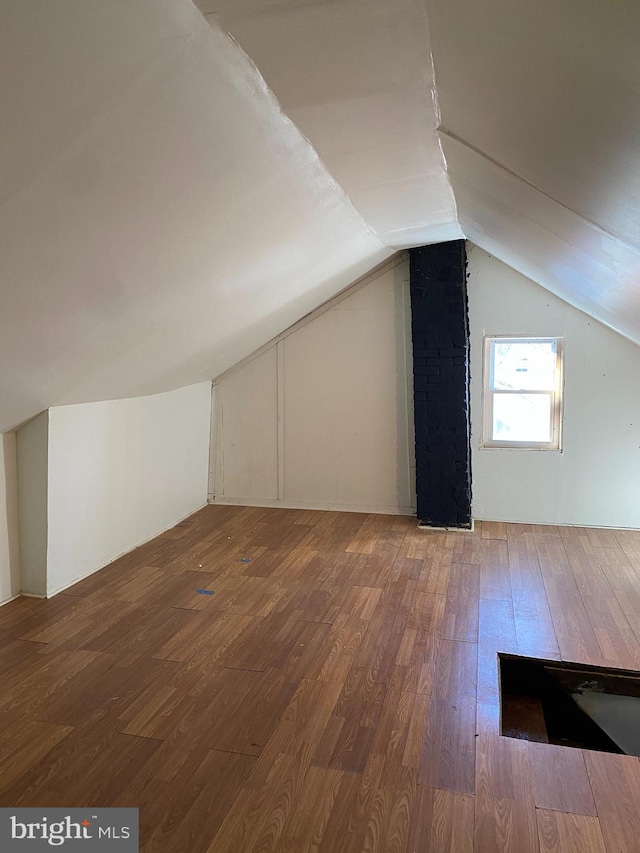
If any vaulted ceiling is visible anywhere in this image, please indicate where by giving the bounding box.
[1,0,639,432]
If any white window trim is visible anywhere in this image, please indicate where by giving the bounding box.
[482,336,564,450]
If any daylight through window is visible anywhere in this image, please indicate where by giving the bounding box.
[483,337,563,449]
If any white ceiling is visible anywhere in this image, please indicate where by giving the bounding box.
[428,0,640,338]
[196,0,461,248]
[1,0,639,432]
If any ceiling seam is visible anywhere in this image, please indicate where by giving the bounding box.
[212,25,389,251]
[420,0,460,229]
[439,128,640,254]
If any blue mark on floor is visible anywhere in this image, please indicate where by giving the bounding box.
[196,589,215,595]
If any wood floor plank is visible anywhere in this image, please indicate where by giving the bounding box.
[390,592,444,695]
[408,786,474,853]
[441,562,480,643]
[474,704,539,852]
[584,750,640,853]
[81,603,197,662]
[585,527,622,550]
[482,521,508,541]
[528,742,597,816]
[204,574,289,618]
[222,609,308,672]
[508,536,560,659]
[316,552,388,591]
[477,600,517,706]
[248,677,343,790]
[104,564,187,605]
[567,548,640,670]
[143,750,255,852]
[0,714,73,797]
[419,539,454,595]
[593,546,640,647]
[297,519,367,552]
[475,703,536,806]
[480,538,511,601]
[368,688,430,785]
[275,765,346,853]
[246,521,316,551]
[433,637,478,703]
[202,668,300,756]
[125,665,298,758]
[305,610,371,684]
[535,537,603,664]
[322,673,389,774]
[2,718,161,808]
[362,765,416,853]
[38,655,181,728]
[154,610,258,667]
[317,756,387,853]
[0,647,105,716]
[536,810,606,853]
[419,697,477,794]
[616,531,640,567]
[19,596,140,647]
[0,596,65,638]
[399,529,439,560]
[346,516,389,555]
[452,530,483,565]
[311,588,411,773]
[418,640,478,794]
[475,798,540,853]
[0,639,49,678]
[203,753,300,852]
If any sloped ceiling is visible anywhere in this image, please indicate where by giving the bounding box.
[0,0,396,432]
[195,0,461,248]
[1,0,639,432]
[427,0,640,341]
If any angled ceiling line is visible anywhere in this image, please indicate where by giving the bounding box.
[422,0,460,228]
[205,22,388,248]
[438,127,640,254]
[211,252,407,386]
[197,0,460,249]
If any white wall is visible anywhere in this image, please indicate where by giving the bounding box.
[469,246,640,529]
[215,347,279,503]
[14,383,211,598]
[16,413,49,597]
[212,257,416,514]
[45,382,211,595]
[0,433,21,603]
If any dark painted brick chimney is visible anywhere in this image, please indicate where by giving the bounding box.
[409,240,472,528]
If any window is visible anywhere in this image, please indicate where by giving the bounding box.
[483,337,563,449]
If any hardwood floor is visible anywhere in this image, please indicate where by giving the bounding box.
[2,505,640,852]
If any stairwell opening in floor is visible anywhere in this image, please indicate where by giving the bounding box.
[499,653,640,756]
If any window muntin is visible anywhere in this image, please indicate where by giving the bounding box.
[483,337,563,449]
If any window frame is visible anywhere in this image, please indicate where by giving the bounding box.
[482,336,564,450]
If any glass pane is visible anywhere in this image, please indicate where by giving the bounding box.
[492,393,552,443]
[491,340,557,391]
